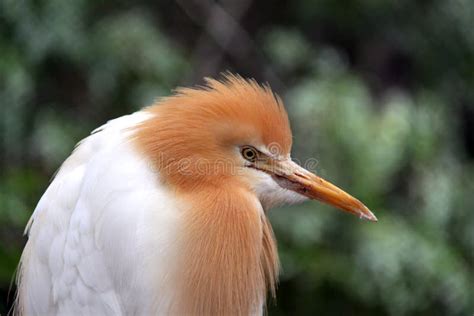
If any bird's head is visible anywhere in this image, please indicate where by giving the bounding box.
[134,74,376,221]
[131,74,377,315]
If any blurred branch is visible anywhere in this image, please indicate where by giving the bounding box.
[175,0,286,90]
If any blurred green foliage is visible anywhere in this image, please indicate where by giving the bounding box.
[1,0,473,315]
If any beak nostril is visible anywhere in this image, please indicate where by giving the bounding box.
[294,171,310,180]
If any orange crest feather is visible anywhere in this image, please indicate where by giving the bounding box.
[132,74,286,315]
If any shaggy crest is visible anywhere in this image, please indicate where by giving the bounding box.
[132,74,289,315]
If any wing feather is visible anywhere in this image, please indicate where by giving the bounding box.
[16,111,182,315]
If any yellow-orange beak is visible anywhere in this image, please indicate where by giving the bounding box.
[255,159,377,221]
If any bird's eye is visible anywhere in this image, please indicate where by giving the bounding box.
[241,146,258,162]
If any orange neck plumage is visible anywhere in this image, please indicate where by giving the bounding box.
[132,75,290,314]
[174,187,278,315]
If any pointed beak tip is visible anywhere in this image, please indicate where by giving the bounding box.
[360,209,378,222]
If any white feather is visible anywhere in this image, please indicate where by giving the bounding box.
[249,164,307,210]
[18,111,183,315]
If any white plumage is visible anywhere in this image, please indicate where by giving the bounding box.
[19,112,184,314]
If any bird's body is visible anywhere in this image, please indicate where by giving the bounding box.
[18,112,179,314]
[16,75,376,315]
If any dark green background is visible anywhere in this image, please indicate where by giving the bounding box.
[1,0,473,315]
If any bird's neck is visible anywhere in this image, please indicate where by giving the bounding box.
[172,186,279,315]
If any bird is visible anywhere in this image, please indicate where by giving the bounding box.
[15,74,376,316]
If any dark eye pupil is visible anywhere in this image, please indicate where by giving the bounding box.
[242,147,257,161]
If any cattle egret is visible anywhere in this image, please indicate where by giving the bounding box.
[16,74,376,315]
